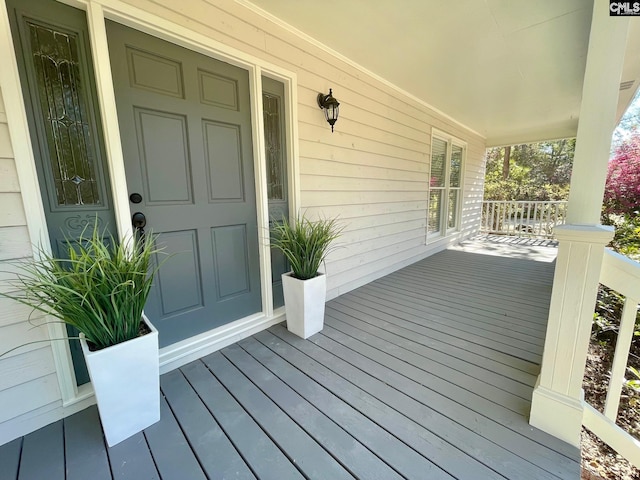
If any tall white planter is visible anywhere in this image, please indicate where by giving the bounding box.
[282,272,327,339]
[80,314,160,447]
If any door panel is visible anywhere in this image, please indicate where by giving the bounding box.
[7,0,118,385]
[135,108,193,204]
[203,121,244,201]
[212,224,251,299]
[155,230,203,316]
[107,21,262,347]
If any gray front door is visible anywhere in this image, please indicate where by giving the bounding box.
[107,22,262,346]
[7,0,118,385]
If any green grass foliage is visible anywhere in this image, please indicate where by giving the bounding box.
[3,227,163,350]
[270,215,342,281]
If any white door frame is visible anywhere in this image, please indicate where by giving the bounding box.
[0,0,300,405]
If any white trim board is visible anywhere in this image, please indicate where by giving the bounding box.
[159,310,286,373]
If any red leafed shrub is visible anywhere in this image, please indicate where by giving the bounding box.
[603,132,640,217]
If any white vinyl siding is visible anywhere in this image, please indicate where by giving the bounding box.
[0,87,63,444]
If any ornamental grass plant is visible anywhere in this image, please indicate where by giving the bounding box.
[270,215,342,280]
[2,226,163,351]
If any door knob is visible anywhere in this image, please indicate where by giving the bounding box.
[132,212,147,239]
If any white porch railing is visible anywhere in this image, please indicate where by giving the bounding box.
[481,201,568,238]
[583,249,640,468]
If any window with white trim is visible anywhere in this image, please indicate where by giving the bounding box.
[428,132,465,238]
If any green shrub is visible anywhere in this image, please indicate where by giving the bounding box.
[603,214,640,261]
[2,227,163,351]
[270,215,342,281]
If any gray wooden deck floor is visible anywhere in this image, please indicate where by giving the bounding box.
[0,241,581,479]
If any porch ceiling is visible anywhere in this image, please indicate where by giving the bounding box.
[243,0,640,146]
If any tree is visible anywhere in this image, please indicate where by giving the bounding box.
[484,139,574,201]
[603,130,640,218]
[612,89,640,151]
[502,146,511,179]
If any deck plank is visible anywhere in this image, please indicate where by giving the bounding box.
[249,330,499,479]
[354,284,545,356]
[318,321,578,460]
[106,431,159,480]
[371,276,550,337]
[18,421,64,480]
[341,289,543,364]
[266,325,561,480]
[326,308,531,402]
[160,369,255,480]
[220,344,397,478]
[64,407,111,480]
[180,360,304,480]
[312,326,579,478]
[331,292,541,371]
[368,271,551,329]
[203,351,355,480]
[396,266,553,309]
[376,273,552,322]
[144,396,207,480]
[327,302,537,384]
[404,258,554,303]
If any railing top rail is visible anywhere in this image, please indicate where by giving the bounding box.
[601,249,640,300]
[482,200,568,205]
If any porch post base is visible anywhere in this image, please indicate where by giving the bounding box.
[530,224,613,448]
[530,380,584,448]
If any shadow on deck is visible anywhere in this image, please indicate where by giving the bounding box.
[0,239,580,479]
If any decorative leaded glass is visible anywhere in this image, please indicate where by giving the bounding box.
[29,22,100,206]
[263,93,284,200]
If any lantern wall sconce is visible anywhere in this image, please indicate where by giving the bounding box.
[317,89,340,132]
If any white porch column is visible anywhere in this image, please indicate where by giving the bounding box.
[529,0,628,447]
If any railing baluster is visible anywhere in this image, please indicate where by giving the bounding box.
[544,203,552,238]
[480,200,568,238]
[603,297,639,421]
[505,201,510,235]
[490,202,498,233]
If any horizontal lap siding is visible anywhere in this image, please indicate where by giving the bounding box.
[131,0,486,298]
[0,88,62,444]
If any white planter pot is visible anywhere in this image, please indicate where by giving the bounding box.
[282,272,327,339]
[80,314,160,447]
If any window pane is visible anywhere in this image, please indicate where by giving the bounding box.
[430,137,446,188]
[428,190,442,234]
[30,23,100,206]
[448,190,459,229]
[450,145,462,188]
[263,93,284,200]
